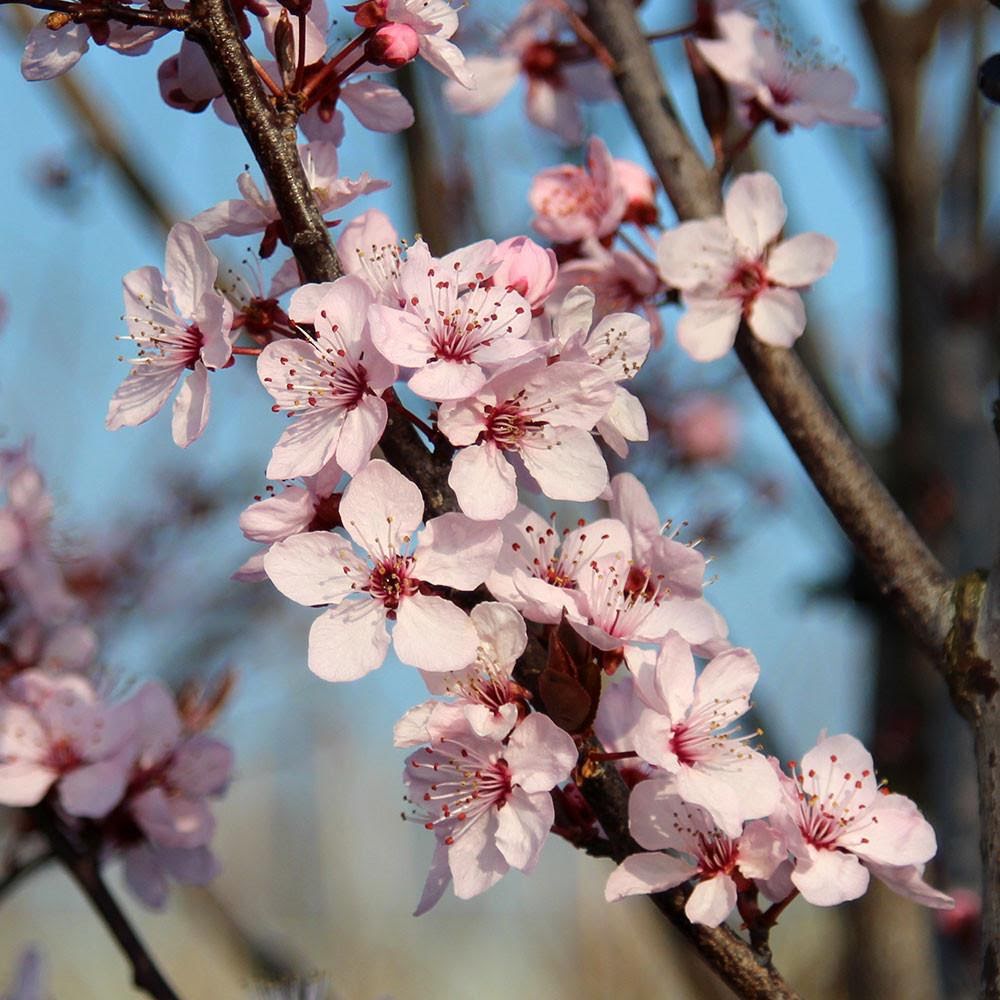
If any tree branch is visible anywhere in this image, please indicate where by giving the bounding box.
[583,0,955,659]
[6,0,190,31]
[30,803,181,1000]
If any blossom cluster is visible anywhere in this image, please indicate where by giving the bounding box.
[14,0,951,957]
[0,452,233,909]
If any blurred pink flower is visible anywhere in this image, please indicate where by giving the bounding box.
[666,393,740,464]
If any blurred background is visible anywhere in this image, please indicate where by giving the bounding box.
[0,0,997,996]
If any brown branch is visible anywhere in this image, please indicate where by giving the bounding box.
[29,803,181,1000]
[6,0,190,30]
[583,0,955,659]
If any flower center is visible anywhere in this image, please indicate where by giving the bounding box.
[365,553,419,612]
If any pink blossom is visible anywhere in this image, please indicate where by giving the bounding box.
[121,842,220,911]
[405,712,577,913]
[233,459,343,582]
[295,78,415,141]
[444,4,616,145]
[157,38,221,111]
[0,671,135,817]
[772,733,952,908]
[605,783,786,926]
[106,222,237,448]
[666,393,740,464]
[608,472,708,600]
[0,446,80,622]
[548,286,650,457]
[263,460,501,680]
[437,358,616,520]
[393,602,529,743]
[366,22,420,67]
[258,275,396,479]
[191,142,388,245]
[368,239,536,402]
[566,556,727,656]
[696,11,882,132]
[656,172,836,360]
[628,633,778,835]
[489,237,558,316]
[530,137,627,244]
[486,505,630,625]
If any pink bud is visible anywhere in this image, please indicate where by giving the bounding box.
[666,393,739,464]
[490,237,558,315]
[365,22,420,68]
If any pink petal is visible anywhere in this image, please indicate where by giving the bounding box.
[393,594,478,672]
[605,852,696,901]
[448,811,508,898]
[504,714,577,793]
[448,444,518,521]
[495,786,552,872]
[239,487,315,543]
[59,759,128,818]
[527,80,583,146]
[0,761,55,807]
[132,786,214,848]
[123,845,169,909]
[340,79,415,132]
[691,647,759,714]
[164,222,218,316]
[767,233,837,287]
[106,366,183,432]
[414,841,453,916]
[263,531,363,606]
[308,600,389,681]
[171,736,232,796]
[414,514,501,589]
[21,21,88,81]
[339,459,424,553]
[444,55,519,114]
[158,844,218,884]
[521,427,609,502]
[792,844,870,906]
[337,397,387,475]
[866,862,954,909]
[190,198,268,240]
[685,874,737,926]
[656,218,735,291]
[676,298,742,361]
[171,363,211,448]
[408,359,487,402]
[724,173,787,257]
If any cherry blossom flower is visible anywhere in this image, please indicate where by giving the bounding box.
[393,602,530,743]
[614,159,658,226]
[772,733,952,908]
[120,841,222,910]
[0,445,80,622]
[191,142,388,249]
[258,275,396,479]
[489,237,558,316]
[437,358,616,520]
[263,460,501,680]
[486,505,630,625]
[605,783,786,926]
[566,557,727,656]
[696,11,882,132]
[608,472,708,600]
[444,4,616,145]
[530,137,627,244]
[0,671,136,817]
[368,239,536,402]
[106,222,237,448]
[404,712,577,913]
[628,633,778,835]
[665,393,740,464]
[233,459,343,582]
[548,286,650,457]
[656,172,836,361]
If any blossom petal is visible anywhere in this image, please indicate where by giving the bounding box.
[505,714,577,793]
[792,844,870,906]
[685,874,737,926]
[171,362,211,448]
[164,222,218,317]
[308,600,389,680]
[676,298,742,361]
[414,840,453,916]
[340,79,415,132]
[394,594,478,672]
[605,852,696,900]
[495,786,552,872]
[448,444,517,521]
[414,514,501,590]
[767,233,837,287]
[263,531,364,606]
[339,459,424,553]
[724,172,786,257]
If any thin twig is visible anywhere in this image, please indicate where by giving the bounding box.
[30,804,181,1000]
[5,0,189,30]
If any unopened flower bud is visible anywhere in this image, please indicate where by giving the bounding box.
[365,22,419,69]
[490,237,558,315]
[274,8,297,89]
